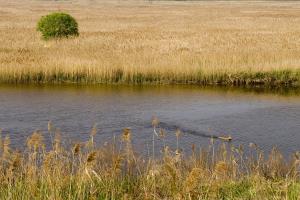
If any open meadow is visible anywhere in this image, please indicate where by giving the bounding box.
[0,0,300,85]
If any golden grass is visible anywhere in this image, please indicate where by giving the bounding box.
[0,122,300,199]
[0,0,300,85]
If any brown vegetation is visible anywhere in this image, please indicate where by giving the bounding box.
[0,1,300,85]
[0,122,299,199]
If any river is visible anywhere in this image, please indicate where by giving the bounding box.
[0,84,300,155]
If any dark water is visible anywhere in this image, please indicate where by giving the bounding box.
[0,84,300,155]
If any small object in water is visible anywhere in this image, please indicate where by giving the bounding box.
[218,135,232,141]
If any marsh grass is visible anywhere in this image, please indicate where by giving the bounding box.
[0,121,299,200]
[1,1,300,86]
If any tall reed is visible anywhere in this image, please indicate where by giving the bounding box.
[0,121,299,199]
[1,1,300,86]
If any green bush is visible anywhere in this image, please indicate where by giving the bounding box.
[37,12,79,40]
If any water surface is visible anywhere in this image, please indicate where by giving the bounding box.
[0,85,300,155]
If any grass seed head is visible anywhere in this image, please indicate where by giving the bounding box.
[90,124,97,137]
[48,121,53,133]
[27,131,44,152]
[87,151,97,164]
[122,128,131,142]
[191,144,196,153]
[175,128,181,139]
[11,151,21,170]
[3,135,10,155]
[210,137,215,145]
[159,128,166,138]
[72,143,81,155]
[152,116,159,128]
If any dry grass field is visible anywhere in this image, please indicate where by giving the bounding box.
[0,0,300,85]
[0,123,299,199]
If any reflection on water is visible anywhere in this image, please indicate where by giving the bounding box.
[0,84,300,155]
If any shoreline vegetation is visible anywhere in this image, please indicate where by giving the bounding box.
[1,1,300,87]
[1,68,300,86]
[0,121,299,199]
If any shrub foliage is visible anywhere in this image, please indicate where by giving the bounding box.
[37,12,79,40]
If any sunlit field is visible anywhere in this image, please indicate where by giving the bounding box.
[0,0,300,85]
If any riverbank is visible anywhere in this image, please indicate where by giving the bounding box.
[0,124,299,199]
[1,1,300,86]
[1,67,300,86]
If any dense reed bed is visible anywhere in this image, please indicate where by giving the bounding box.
[0,120,299,200]
[1,1,300,86]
